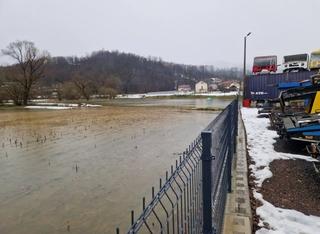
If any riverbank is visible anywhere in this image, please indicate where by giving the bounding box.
[0,91,238,108]
[117,90,238,99]
[0,97,232,112]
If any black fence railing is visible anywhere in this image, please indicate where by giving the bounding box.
[117,98,239,234]
[202,97,238,234]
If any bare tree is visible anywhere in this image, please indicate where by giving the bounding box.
[98,86,118,99]
[61,81,81,100]
[1,40,49,105]
[97,76,120,99]
[1,66,24,104]
[0,76,6,104]
[4,82,24,105]
[72,72,93,101]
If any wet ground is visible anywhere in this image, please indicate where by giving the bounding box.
[98,97,233,109]
[261,159,320,216]
[0,98,231,234]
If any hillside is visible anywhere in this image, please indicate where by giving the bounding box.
[43,50,241,93]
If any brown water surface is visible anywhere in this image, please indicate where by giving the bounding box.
[0,99,230,233]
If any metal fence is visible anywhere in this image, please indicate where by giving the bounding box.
[117,98,239,234]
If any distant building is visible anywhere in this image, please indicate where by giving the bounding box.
[208,83,219,91]
[219,80,240,92]
[209,77,222,84]
[178,84,192,92]
[229,82,240,91]
[195,81,208,93]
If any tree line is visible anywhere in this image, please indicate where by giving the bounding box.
[0,40,242,105]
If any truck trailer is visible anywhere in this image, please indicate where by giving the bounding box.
[244,70,317,103]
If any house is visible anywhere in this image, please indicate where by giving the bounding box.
[210,77,222,84]
[195,81,208,93]
[178,84,192,92]
[219,80,240,92]
[229,82,240,91]
[208,83,219,91]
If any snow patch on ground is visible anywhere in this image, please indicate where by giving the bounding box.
[82,104,102,107]
[254,192,320,234]
[195,91,238,96]
[25,103,102,109]
[241,108,316,187]
[25,106,73,110]
[34,103,79,107]
[241,107,320,234]
[117,91,238,99]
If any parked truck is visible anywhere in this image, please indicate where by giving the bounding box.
[282,53,309,72]
[252,55,277,74]
[310,49,320,70]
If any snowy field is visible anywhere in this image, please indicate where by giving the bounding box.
[25,103,102,110]
[117,90,238,98]
[241,108,320,234]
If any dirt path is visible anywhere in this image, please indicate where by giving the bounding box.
[261,159,320,216]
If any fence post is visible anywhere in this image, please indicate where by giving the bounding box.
[228,108,233,193]
[234,99,238,154]
[201,131,213,234]
[235,96,239,136]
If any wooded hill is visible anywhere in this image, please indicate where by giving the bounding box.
[0,47,242,104]
[43,50,241,93]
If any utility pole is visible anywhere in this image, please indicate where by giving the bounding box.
[243,32,251,100]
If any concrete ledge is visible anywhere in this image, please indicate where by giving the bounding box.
[223,215,251,234]
[222,114,252,234]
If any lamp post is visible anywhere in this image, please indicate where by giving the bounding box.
[243,32,251,101]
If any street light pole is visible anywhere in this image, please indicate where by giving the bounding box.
[243,32,251,101]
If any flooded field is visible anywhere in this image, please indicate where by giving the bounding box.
[0,98,231,233]
[99,97,233,109]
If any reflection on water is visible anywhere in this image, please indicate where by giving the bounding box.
[0,99,231,233]
[98,97,232,109]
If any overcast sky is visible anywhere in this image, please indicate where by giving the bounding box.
[0,0,319,67]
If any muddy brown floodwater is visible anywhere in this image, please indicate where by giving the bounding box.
[0,99,230,233]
